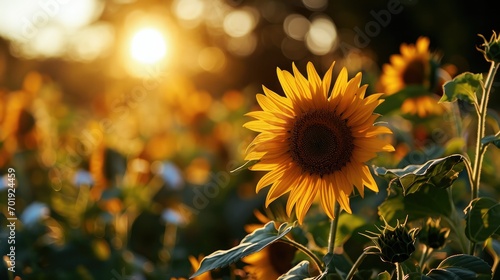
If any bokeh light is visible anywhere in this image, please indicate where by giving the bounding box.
[305,16,338,55]
[130,28,168,64]
[223,8,258,38]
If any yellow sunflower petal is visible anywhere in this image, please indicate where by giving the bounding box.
[320,179,337,219]
[257,168,285,193]
[293,176,319,223]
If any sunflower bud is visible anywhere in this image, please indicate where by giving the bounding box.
[478,31,500,63]
[418,218,450,249]
[363,218,419,264]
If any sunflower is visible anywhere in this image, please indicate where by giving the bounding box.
[244,61,394,224]
[379,36,445,117]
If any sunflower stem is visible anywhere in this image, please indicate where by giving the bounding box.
[345,248,377,280]
[470,61,499,201]
[327,202,341,254]
[280,237,323,272]
[418,245,432,272]
[395,262,405,280]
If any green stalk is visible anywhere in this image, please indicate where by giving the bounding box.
[395,262,405,280]
[418,245,433,272]
[468,61,500,255]
[345,249,377,280]
[280,237,323,272]
[327,202,341,254]
[471,61,500,201]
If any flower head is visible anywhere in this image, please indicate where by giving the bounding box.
[379,37,445,117]
[363,218,419,264]
[418,218,450,249]
[478,31,500,63]
[244,61,394,224]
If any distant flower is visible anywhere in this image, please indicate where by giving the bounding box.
[244,61,393,224]
[379,37,445,117]
[418,218,450,249]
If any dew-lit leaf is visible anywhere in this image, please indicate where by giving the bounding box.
[190,222,293,278]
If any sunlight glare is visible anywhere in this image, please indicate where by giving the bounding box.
[130,28,167,64]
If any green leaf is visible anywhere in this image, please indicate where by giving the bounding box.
[324,253,352,280]
[190,222,293,278]
[377,271,391,280]
[277,261,313,280]
[464,197,500,243]
[439,72,483,104]
[374,154,465,195]
[378,186,452,223]
[481,134,500,149]
[424,254,492,279]
[375,85,430,115]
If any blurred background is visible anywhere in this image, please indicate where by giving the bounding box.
[0,0,499,278]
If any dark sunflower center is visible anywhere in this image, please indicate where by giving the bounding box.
[402,59,427,85]
[289,110,354,177]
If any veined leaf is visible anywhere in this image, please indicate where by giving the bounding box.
[439,72,483,104]
[378,186,452,224]
[374,154,465,195]
[423,254,492,279]
[190,222,293,278]
[278,261,314,280]
[464,197,500,243]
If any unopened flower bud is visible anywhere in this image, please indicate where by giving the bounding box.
[478,31,500,63]
[363,217,419,264]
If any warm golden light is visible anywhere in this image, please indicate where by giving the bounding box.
[130,28,167,64]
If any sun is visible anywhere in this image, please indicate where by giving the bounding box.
[130,28,167,64]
